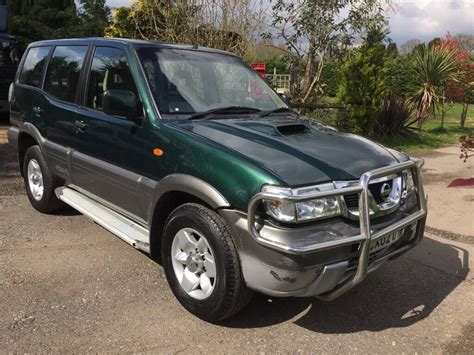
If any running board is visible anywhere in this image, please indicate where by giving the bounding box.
[55,187,150,253]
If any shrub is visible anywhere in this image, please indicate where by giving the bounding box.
[264,55,290,74]
[337,28,388,136]
[306,107,339,126]
[375,93,414,136]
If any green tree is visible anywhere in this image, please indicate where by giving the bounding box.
[460,64,474,127]
[105,0,265,59]
[8,0,76,16]
[270,0,392,103]
[337,27,389,135]
[105,6,134,38]
[386,42,398,57]
[320,60,340,97]
[386,54,417,99]
[8,0,79,51]
[8,0,111,51]
[105,1,194,44]
[77,0,111,37]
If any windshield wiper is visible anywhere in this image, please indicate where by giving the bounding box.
[188,106,261,120]
[259,107,297,117]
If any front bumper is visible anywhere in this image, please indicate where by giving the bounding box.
[222,160,427,299]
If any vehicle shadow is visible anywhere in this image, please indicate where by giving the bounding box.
[0,112,8,122]
[51,205,82,216]
[0,136,21,185]
[222,236,469,333]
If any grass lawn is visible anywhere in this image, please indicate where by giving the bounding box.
[378,104,473,154]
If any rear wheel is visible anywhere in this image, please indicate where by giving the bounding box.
[162,203,253,322]
[23,145,65,213]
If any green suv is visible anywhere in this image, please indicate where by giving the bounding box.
[8,38,427,322]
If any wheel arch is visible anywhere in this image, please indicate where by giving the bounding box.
[18,133,40,176]
[16,123,46,176]
[148,174,231,260]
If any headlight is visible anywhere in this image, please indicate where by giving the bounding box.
[296,196,340,221]
[262,184,341,223]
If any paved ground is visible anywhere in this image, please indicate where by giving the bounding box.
[1,122,473,353]
[418,145,474,238]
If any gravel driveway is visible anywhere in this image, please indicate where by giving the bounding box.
[1,123,473,353]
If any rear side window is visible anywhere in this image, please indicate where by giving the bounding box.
[19,46,50,87]
[86,46,138,111]
[44,46,88,103]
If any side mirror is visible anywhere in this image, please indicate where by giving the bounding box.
[103,90,143,125]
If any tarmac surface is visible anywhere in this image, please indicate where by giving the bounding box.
[418,145,474,238]
[1,122,473,353]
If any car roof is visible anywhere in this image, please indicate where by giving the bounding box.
[28,37,239,57]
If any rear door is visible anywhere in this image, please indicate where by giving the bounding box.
[10,46,51,129]
[33,45,89,180]
[38,45,89,145]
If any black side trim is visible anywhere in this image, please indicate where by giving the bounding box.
[7,126,19,150]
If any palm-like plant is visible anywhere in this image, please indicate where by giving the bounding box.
[409,44,464,129]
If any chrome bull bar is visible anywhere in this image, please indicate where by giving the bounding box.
[247,160,427,300]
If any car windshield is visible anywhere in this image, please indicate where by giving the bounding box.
[136,47,287,118]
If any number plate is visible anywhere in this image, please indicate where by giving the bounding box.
[369,229,403,253]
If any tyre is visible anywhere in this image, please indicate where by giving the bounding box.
[23,145,65,213]
[161,203,253,322]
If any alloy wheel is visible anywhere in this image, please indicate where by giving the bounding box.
[171,228,217,300]
[27,159,44,201]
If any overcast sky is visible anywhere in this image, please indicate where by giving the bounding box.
[105,0,473,45]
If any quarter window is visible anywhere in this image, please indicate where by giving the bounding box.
[44,46,88,103]
[86,47,138,111]
[19,46,50,87]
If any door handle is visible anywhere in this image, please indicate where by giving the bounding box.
[32,106,43,114]
[74,120,88,130]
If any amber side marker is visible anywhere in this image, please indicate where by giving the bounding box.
[153,148,164,156]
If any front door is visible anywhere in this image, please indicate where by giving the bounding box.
[72,46,157,221]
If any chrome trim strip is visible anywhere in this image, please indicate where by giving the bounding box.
[247,160,427,299]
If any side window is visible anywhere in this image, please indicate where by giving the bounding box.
[19,46,50,87]
[44,46,88,103]
[86,47,138,111]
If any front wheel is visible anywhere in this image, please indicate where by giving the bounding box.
[161,203,253,322]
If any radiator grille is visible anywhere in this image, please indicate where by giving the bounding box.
[343,179,394,209]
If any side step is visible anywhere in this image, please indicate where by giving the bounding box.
[55,187,150,253]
